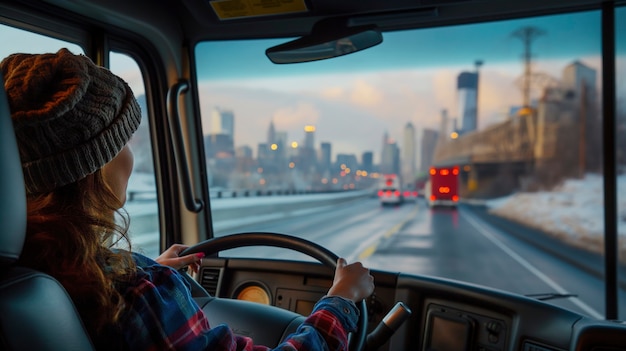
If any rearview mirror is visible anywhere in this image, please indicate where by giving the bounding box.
[266,21,382,64]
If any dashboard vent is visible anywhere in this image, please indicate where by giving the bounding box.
[201,267,222,296]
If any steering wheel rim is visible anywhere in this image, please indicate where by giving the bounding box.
[180,232,367,351]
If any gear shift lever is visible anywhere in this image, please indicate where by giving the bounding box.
[365,302,412,350]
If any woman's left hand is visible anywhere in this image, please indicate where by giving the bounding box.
[155,244,204,274]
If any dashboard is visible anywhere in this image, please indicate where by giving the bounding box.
[193,257,626,351]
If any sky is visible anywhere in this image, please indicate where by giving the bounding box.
[195,11,605,79]
[1,8,625,162]
[193,9,625,161]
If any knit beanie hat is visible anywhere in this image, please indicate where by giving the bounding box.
[1,48,141,194]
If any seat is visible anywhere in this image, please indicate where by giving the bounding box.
[0,72,95,350]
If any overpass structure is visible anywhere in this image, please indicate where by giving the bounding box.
[431,93,596,199]
[434,109,538,167]
[432,110,538,199]
[429,24,602,199]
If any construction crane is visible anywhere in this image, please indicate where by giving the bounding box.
[511,26,558,109]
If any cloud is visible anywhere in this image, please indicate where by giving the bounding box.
[350,79,384,107]
[320,86,345,99]
[311,70,453,137]
[273,102,320,129]
[478,68,522,127]
[432,70,458,112]
[196,55,605,161]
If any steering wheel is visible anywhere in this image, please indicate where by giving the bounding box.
[180,232,368,351]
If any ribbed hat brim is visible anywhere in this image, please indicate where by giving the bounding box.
[1,48,142,194]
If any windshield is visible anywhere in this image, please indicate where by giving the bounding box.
[195,10,626,318]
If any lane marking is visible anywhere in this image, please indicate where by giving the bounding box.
[462,210,604,319]
[355,206,420,261]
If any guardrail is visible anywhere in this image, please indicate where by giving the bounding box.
[209,188,361,198]
[128,187,372,201]
[125,188,370,258]
[210,189,374,225]
[126,189,376,239]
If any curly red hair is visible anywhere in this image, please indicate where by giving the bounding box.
[18,169,136,336]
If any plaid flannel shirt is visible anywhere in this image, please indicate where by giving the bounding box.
[109,253,359,351]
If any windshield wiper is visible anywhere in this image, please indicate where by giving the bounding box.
[525,293,578,301]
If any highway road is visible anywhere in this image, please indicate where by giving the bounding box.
[209,198,626,319]
[126,196,626,320]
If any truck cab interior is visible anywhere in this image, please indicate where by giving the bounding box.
[1,0,625,350]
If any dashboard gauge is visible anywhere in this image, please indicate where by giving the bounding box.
[236,285,271,305]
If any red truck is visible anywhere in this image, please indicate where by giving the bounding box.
[424,166,459,207]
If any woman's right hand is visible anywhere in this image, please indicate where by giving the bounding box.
[327,258,375,302]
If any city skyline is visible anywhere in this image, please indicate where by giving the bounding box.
[198,55,607,166]
[201,56,603,182]
[194,10,624,167]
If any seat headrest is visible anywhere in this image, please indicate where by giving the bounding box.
[0,72,26,267]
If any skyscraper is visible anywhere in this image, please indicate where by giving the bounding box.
[211,107,234,138]
[257,143,269,159]
[207,107,235,159]
[235,145,254,173]
[300,125,317,172]
[320,142,332,175]
[381,138,400,175]
[457,72,478,133]
[275,131,287,152]
[361,151,373,173]
[437,109,452,147]
[303,125,315,149]
[402,122,416,182]
[236,145,252,158]
[420,128,439,172]
[561,60,600,172]
[562,61,597,104]
[336,154,358,171]
[267,119,276,145]
[380,130,389,171]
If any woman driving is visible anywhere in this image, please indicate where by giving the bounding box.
[1,48,375,350]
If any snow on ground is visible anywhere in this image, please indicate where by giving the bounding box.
[486,173,626,260]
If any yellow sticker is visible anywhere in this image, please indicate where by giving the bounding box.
[210,0,308,20]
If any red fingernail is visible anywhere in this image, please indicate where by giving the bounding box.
[196,253,205,258]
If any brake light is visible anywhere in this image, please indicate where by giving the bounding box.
[452,195,459,202]
[413,191,418,197]
[394,190,400,196]
[386,190,392,196]
[440,169,449,176]
[403,191,410,197]
[430,195,436,201]
[429,168,436,175]
[439,186,450,194]
[452,167,459,175]
[377,190,384,197]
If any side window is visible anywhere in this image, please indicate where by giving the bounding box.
[109,52,160,258]
[0,24,83,64]
[0,25,160,258]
